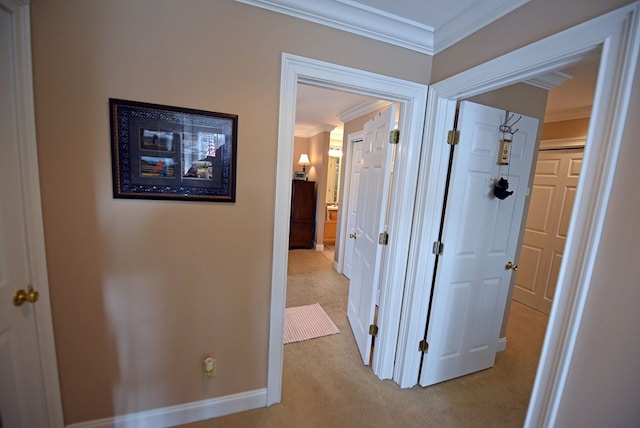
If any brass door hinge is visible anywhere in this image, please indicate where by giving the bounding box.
[378,232,389,246]
[389,129,400,145]
[369,324,379,336]
[419,340,429,353]
[447,130,460,145]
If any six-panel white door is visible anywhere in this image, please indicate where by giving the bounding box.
[420,101,538,386]
[514,148,583,314]
[347,106,395,365]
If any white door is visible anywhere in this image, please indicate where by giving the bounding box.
[420,101,538,386]
[342,134,364,280]
[0,4,58,427]
[514,148,583,314]
[347,106,395,365]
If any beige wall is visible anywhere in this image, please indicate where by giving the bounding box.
[292,136,310,178]
[554,52,640,428]
[30,0,430,423]
[309,131,330,245]
[30,0,639,425]
[541,117,590,140]
[431,0,636,82]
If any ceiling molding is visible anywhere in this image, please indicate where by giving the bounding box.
[338,99,393,123]
[235,0,434,54]
[296,123,336,138]
[544,106,592,123]
[434,0,529,54]
[525,70,573,90]
[234,0,529,55]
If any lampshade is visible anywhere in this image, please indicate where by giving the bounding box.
[297,153,310,165]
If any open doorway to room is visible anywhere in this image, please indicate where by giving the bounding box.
[285,82,389,367]
[270,13,638,428]
[511,50,600,316]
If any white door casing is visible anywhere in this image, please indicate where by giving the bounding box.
[270,53,428,404]
[397,4,639,426]
[0,1,63,427]
[342,133,364,280]
[514,148,584,314]
[419,101,538,386]
[347,106,395,365]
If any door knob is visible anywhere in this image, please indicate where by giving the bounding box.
[505,261,518,271]
[349,233,357,239]
[13,285,39,307]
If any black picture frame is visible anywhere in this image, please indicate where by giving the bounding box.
[109,98,238,202]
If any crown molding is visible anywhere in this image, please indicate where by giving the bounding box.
[525,70,572,90]
[434,0,529,54]
[235,0,529,55]
[295,123,336,138]
[235,0,434,54]
[338,99,393,123]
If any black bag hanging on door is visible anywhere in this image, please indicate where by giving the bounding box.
[493,177,513,200]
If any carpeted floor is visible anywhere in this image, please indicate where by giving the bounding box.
[183,249,549,427]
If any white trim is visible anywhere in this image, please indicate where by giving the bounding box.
[434,0,530,54]
[525,70,572,90]
[496,337,507,353]
[235,0,434,54]
[2,1,65,426]
[338,100,393,123]
[233,0,529,55]
[539,137,586,150]
[295,123,336,138]
[268,53,428,405]
[399,2,640,426]
[335,130,363,276]
[65,389,267,428]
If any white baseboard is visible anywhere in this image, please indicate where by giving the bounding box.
[497,337,507,352]
[315,243,324,251]
[66,388,267,428]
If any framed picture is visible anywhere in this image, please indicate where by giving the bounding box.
[109,98,238,202]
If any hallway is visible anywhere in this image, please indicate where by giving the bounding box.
[185,249,549,427]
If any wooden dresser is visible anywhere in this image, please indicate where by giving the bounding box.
[289,180,316,249]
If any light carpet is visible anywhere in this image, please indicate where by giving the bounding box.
[284,303,339,344]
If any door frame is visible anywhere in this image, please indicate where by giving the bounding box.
[335,129,364,276]
[267,53,428,405]
[398,2,640,427]
[2,0,64,426]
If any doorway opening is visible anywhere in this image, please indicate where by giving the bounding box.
[270,7,639,425]
[268,53,429,405]
[397,6,639,426]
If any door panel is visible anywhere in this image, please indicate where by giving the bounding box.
[0,6,50,426]
[514,149,583,314]
[347,106,395,365]
[420,101,538,386]
[343,137,363,279]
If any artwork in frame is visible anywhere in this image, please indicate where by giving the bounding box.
[109,98,238,202]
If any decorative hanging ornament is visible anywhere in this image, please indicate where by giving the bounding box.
[494,177,513,200]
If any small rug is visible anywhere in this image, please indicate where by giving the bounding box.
[284,303,340,344]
